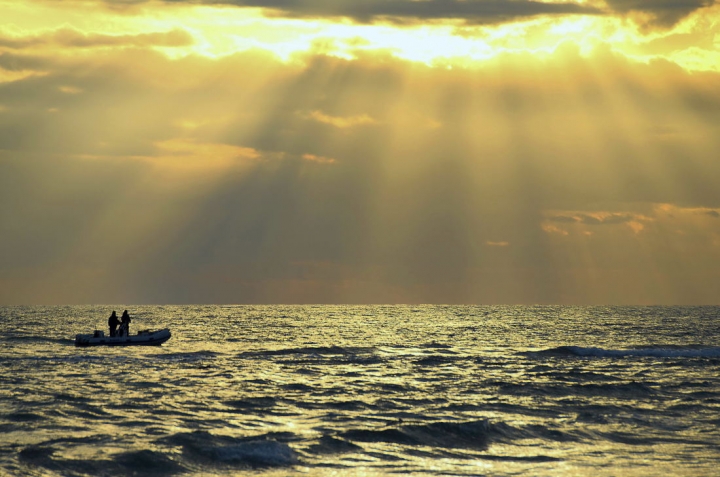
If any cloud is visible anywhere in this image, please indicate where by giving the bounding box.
[302,110,377,128]
[90,0,602,25]
[86,0,716,30]
[0,51,54,83]
[547,212,646,226]
[603,0,716,28]
[144,138,261,170]
[543,205,720,239]
[541,224,570,236]
[301,153,336,164]
[260,0,602,24]
[655,204,720,221]
[0,27,194,50]
[543,212,653,235]
[58,85,83,94]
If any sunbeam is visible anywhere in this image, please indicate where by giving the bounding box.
[1,0,720,304]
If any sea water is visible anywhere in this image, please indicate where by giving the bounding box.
[1,305,719,476]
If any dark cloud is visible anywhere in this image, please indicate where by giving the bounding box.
[0,52,52,73]
[0,28,193,50]
[95,0,602,24]
[603,0,716,27]
[84,0,717,29]
[236,0,599,23]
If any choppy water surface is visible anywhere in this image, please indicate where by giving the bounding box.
[1,305,719,476]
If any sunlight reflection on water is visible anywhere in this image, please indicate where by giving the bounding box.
[1,305,719,476]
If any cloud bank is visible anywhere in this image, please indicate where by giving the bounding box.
[87,0,601,24]
[80,0,719,28]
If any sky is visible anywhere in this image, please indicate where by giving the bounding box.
[1,0,720,305]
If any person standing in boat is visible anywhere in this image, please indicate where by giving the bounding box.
[108,311,119,337]
[120,310,132,337]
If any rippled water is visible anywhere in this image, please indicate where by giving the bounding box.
[1,305,719,476]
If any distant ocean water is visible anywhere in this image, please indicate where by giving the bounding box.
[1,305,719,476]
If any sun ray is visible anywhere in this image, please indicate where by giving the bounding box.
[2,0,720,303]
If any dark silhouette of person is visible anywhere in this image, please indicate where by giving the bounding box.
[120,310,132,337]
[108,311,119,337]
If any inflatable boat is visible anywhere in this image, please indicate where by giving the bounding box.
[75,328,171,347]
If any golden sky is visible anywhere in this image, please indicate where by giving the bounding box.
[1,0,720,304]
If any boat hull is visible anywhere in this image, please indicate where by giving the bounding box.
[75,328,171,347]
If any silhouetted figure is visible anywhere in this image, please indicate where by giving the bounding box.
[108,311,119,337]
[120,310,132,337]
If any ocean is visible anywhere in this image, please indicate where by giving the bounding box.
[1,305,719,476]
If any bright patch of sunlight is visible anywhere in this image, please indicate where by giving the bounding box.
[2,1,719,71]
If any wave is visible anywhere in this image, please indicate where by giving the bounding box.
[495,381,656,400]
[337,419,584,453]
[224,397,277,410]
[236,346,384,367]
[158,431,298,468]
[2,355,139,366]
[112,450,186,475]
[19,445,187,476]
[527,346,720,359]
[212,441,297,466]
[2,335,74,345]
[413,355,462,366]
[341,420,495,450]
[147,351,220,362]
[5,412,44,423]
[307,435,364,455]
[237,346,375,358]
